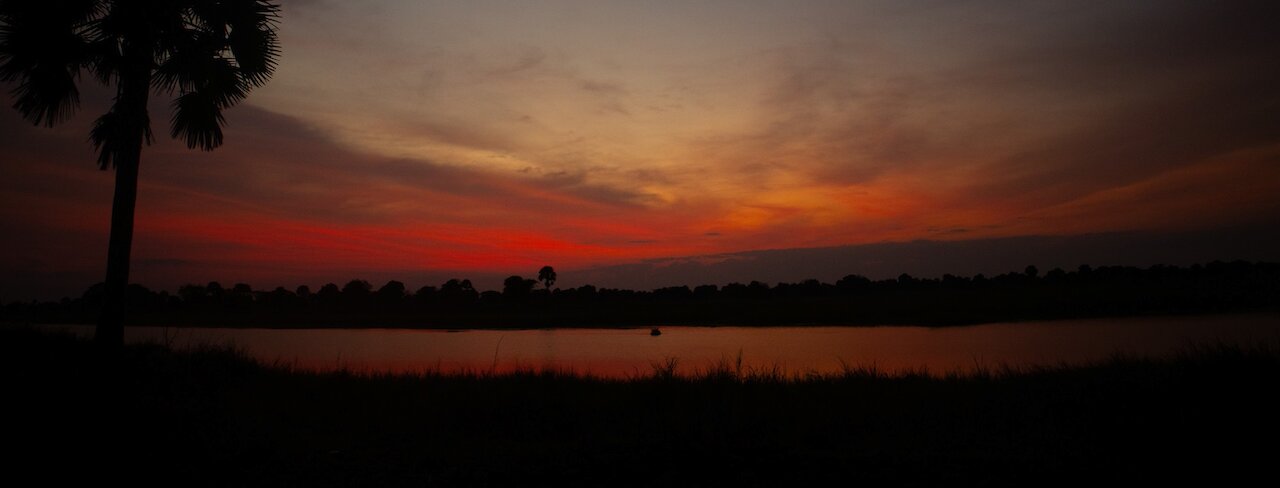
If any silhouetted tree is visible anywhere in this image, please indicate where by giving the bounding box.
[177,284,206,304]
[341,279,372,309]
[316,283,341,305]
[1045,268,1067,283]
[341,279,371,296]
[653,285,693,300]
[227,282,254,309]
[503,275,537,301]
[414,285,438,304]
[203,281,226,308]
[376,280,406,307]
[574,284,598,299]
[538,266,557,290]
[440,279,478,305]
[479,290,503,305]
[0,0,280,346]
[837,274,872,292]
[693,284,718,299]
[263,286,294,309]
[898,274,917,287]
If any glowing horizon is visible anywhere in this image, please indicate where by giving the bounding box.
[3,0,1279,299]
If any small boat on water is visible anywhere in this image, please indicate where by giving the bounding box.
[650,327,662,336]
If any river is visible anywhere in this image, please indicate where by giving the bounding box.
[46,313,1280,378]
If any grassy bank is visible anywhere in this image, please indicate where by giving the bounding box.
[4,327,1278,486]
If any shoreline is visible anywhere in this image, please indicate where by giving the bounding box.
[8,308,1277,331]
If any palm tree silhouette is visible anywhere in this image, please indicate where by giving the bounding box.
[538,266,557,290]
[0,0,280,347]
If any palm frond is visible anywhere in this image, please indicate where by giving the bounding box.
[90,107,153,169]
[90,110,125,169]
[4,0,279,156]
[170,88,224,150]
[84,25,122,84]
[223,0,279,87]
[0,0,101,126]
[9,64,80,126]
[154,32,246,107]
[159,0,278,151]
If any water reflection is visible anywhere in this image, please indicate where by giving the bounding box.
[49,314,1280,378]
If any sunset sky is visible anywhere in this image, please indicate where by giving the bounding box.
[3,0,1280,300]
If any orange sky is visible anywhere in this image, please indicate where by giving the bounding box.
[2,0,1280,300]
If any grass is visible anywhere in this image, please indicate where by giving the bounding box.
[4,326,1279,486]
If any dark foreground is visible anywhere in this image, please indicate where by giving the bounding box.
[5,327,1278,487]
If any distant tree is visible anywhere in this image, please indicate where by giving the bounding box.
[414,285,438,303]
[941,274,967,287]
[836,274,871,292]
[295,285,311,299]
[228,282,254,308]
[342,279,372,296]
[206,281,225,298]
[693,284,718,299]
[746,281,771,300]
[178,284,206,304]
[1046,268,1067,283]
[316,283,341,305]
[538,266,557,290]
[376,280,406,306]
[721,282,747,299]
[264,286,294,308]
[340,279,372,309]
[1025,265,1040,279]
[503,275,536,300]
[125,283,160,312]
[0,0,281,346]
[440,279,478,305]
[799,279,823,294]
[378,280,405,295]
[654,285,693,300]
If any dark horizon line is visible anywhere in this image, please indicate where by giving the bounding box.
[16,258,1278,306]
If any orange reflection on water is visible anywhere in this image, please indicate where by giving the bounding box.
[52,314,1280,378]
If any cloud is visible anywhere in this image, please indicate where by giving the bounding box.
[567,225,1280,291]
[131,104,665,223]
[651,0,1280,249]
[5,1,1280,300]
[1,91,719,299]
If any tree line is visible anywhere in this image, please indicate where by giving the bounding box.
[3,261,1278,327]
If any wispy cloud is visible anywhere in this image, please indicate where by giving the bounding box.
[3,0,1279,299]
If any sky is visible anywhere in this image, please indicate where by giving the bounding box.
[3,0,1280,300]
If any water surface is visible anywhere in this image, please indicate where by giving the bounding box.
[50,314,1280,377]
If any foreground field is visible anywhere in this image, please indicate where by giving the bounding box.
[4,327,1278,486]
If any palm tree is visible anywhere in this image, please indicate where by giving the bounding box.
[538,265,556,290]
[0,0,280,347]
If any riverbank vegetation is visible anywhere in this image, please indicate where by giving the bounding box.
[4,260,1279,328]
[5,326,1278,486]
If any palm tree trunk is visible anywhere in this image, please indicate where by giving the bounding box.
[95,146,138,347]
[95,60,151,348]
